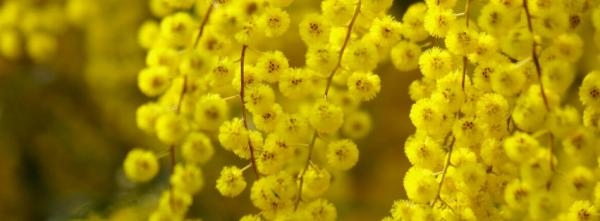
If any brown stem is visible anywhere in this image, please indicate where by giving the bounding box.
[548,132,555,172]
[166,75,188,174]
[323,0,362,98]
[294,133,318,209]
[240,45,260,178]
[461,0,471,91]
[430,136,456,207]
[296,0,362,209]
[170,145,176,174]
[169,74,188,204]
[193,1,215,48]
[522,0,550,111]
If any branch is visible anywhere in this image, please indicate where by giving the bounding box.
[522,0,550,111]
[430,136,456,207]
[295,0,362,209]
[240,45,260,178]
[193,1,215,48]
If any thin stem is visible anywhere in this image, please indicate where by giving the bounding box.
[193,1,215,48]
[522,0,550,111]
[296,0,362,209]
[169,74,188,178]
[223,94,240,102]
[461,0,471,91]
[430,136,456,207]
[240,45,260,178]
[241,163,252,172]
[548,133,555,172]
[175,75,188,114]
[323,0,362,99]
[294,133,319,209]
[170,145,176,175]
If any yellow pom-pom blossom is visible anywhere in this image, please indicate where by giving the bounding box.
[233,130,264,160]
[404,134,445,171]
[432,71,467,112]
[468,33,498,63]
[138,66,171,97]
[245,84,276,114]
[445,26,478,56]
[503,132,540,163]
[279,68,311,99]
[146,47,179,68]
[194,93,229,131]
[160,12,196,46]
[250,172,297,213]
[299,13,331,46]
[216,166,247,197]
[566,166,596,197]
[390,41,421,72]
[179,49,215,77]
[309,99,344,134]
[326,139,359,171]
[567,200,598,221]
[256,50,289,83]
[347,71,381,101]
[368,15,402,48]
[418,47,454,79]
[123,148,159,183]
[233,65,263,92]
[136,102,165,134]
[276,113,311,143]
[343,39,380,72]
[218,118,249,152]
[402,3,429,42]
[476,93,509,124]
[423,7,456,38]
[258,7,290,38]
[158,190,192,217]
[181,132,214,164]
[580,71,600,108]
[300,165,331,200]
[304,199,337,221]
[256,142,286,175]
[491,65,526,97]
[321,0,355,26]
[403,166,438,203]
[306,46,337,75]
[170,163,204,194]
[409,98,452,138]
[155,113,188,144]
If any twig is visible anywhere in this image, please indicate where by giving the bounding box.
[240,45,260,178]
[461,0,471,91]
[295,0,362,209]
[430,136,456,207]
[323,0,362,99]
[522,0,550,111]
[193,1,215,48]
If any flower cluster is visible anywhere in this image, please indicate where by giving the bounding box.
[383,0,600,220]
[128,0,399,220]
